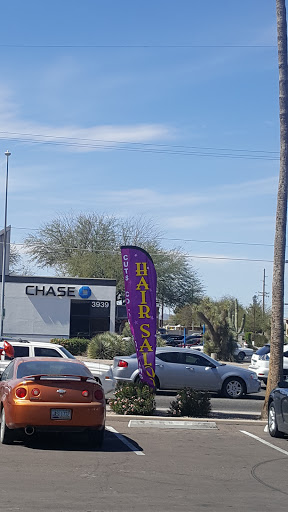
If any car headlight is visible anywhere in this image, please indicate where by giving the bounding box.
[250,372,258,380]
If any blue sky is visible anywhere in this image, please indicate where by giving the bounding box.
[0,1,283,308]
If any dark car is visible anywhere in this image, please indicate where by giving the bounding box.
[177,335,203,348]
[160,334,184,341]
[268,380,288,437]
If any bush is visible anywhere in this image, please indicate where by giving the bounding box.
[253,333,269,347]
[109,382,156,415]
[169,388,211,417]
[87,332,135,359]
[50,337,89,355]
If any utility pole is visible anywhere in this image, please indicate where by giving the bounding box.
[258,269,269,331]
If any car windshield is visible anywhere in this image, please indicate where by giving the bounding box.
[256,345,270,356]
[58,347,76,359]
[17,361,92,379]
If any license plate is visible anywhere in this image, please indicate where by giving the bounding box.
[51,409,72,420]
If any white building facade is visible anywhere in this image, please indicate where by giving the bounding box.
[3,276,116,340]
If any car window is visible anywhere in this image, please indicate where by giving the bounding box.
[16,360,92,379]
[184,353,213,367]
[157,352,184,364]
[283,351,288,358]
[58,347,76,359]
[256,345,270,356]
[1,361,14,380]
[34,347,63,358]
[5,345,29,361]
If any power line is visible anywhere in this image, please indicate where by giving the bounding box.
[10,226,275,248]
[0,132,279,160]
[0,44,277,49]
[0,130,279,155]
[7,241,273,263]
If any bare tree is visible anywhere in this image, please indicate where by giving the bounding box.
[262,0,288,418]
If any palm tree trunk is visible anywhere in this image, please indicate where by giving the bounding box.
[262,0,288,419]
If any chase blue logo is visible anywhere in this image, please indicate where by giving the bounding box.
[78,286,92,299]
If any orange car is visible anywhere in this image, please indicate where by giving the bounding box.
[0,357,106,447]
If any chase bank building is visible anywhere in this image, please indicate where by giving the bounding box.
[3,275,116,340]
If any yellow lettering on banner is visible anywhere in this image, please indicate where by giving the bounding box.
[136,277,149,290]
[138,305,151,318]
[140,324,151,338]
[139,339,153,352]
[145,367,155,386]
[140,290,147,304]
[135,262,148,276]
[143,352,152,367]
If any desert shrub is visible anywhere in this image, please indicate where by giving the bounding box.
[87,332,135,359]
[169,388,211,417]
[121,322,132,337]
[50,338,89,355]
[156,335,166,347]
[253,333,269,348]
[109,382,156,415]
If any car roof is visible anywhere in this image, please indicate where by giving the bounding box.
[6,339,64,348]
[156,347,206,354]
[12,357,85,365]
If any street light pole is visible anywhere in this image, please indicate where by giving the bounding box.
[0,151,11,337]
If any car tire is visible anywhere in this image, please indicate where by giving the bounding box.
[0,408,14,445]
[135,375,160,390]
[88,427,105,449]
[268,402,284,438]
[222,377,245,399]
[237,352,245,362]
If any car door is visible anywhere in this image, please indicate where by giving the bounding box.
[155,352,187,389]
[183,352,221,391]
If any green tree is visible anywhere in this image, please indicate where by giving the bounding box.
[245,295,271,338]
[262,0,288,419]
[25,212,203,310]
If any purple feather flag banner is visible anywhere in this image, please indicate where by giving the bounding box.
[121,246,157,388]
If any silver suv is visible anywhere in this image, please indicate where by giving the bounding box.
[0,338,114,395]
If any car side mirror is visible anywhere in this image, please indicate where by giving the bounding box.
[277,380,288,388]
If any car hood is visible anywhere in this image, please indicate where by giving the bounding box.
[217,363,257,376]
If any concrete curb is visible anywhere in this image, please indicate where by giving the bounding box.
[106,412,267,425]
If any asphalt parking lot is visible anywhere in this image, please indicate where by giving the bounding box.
[1,418,288,512]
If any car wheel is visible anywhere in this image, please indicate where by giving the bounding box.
[222,377,245,399]
[0,408,14,445]
[268,402,284,438]
[88,427,105,449]
[237,352,245,362]
[135,375,160,390]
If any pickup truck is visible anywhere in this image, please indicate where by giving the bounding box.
[0,338,114,396]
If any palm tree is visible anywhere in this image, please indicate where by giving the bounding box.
[262,0,288,418]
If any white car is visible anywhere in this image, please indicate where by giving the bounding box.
[0,338,114,395]
[249,344,288,385]
[193,342,253,362]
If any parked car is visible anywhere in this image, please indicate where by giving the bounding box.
[112,347,261,398]
[268,380,288,437]
[232,342,254,362]
[0,357,105,446]
[249,345,288,385]
[184,341,253,362]
[177,335,203,348]
[0,339,114,395]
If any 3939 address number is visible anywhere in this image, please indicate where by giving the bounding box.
[91,301,110,308]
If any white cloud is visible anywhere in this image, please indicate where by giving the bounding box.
[0,85,172,151]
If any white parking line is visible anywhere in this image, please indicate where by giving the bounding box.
[106,426,145,455]
[240,430,288,456]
